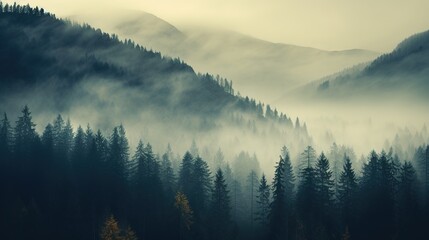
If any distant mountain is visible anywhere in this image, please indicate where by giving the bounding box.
[0,5,311,164]
[72,11,379,103]
[291,29,429,102]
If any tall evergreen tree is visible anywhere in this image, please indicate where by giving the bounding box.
[337,155,357,234]
[314,152,335,239]
[213,148,225,170]
[296,156,317,240]
[255,174,270,228]
[0,113,13,156]
[397,161,421,239]
[160,147,176,198]
[178,151,194,198]
[107,126,129,218]
[269,155,286,240]
[300,146,317,170]
[191,156,212,214]
[14,105,37,155]
[246,170,259,229]
[281,146,295,240]
[210,169,231,240]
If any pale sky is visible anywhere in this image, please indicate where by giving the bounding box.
[11,0,429,52]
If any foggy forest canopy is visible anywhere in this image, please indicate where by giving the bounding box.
[0,2,429,240]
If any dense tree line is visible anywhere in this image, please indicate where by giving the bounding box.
[0,2,298,130]
[1,106,428,240]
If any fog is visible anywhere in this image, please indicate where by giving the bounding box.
[10,0,429,52]
[2,0,428,178]
[60,9,379,104]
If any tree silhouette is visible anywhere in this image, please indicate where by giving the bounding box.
[337,155,357,235]
[269,155,287,240]
[210,169,231,240]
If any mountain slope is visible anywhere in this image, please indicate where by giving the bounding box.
[291,29,429,102]
[0,5,311,168]
[71,10,379,103]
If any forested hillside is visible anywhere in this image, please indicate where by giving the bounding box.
[297,29,429,101]
[1,106,428,240]
[1,2,428,240]
[0,2,310,167]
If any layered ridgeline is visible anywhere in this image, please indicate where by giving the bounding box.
[293,29,429,102]
[0,3,311,168]
[71,10,379,103]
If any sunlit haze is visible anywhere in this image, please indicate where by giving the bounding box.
[11,0,429,52]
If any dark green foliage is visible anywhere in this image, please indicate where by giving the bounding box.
[269,155,287,240]
[0,2,297,131]
[0,113,13,155]
[397,161,421,239]
[281,146,295,214]
[210,169,231,240]
[314,152,335,239]
[179,151,194,199]
[191,156,212,214]
[160,145,176,199]
[357,151,397,240]
[1,105,429,240]
[14,105,37,155]
[255,174,270,235]
[296,163,317,239]
[131,141,165,239]
[337,156,357,234]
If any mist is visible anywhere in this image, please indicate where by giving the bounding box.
[9,0,429,52]
[1,2,429,240]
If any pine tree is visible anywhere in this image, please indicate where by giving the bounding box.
[107,126,129,218]
[213,148,225,170]
[337,156,357,233]
[269,155,287,240]
[160,148,176,198]
[296,156,317,240]
[72,126,86,176]
[100,215,121,240]
[175,191,193,239]
[246,170,259,228]
[315,152,334,212]
[132,141,163,239]
[118,124,130,176]
[300,146,317,170]
[378,151,395,238]
[191,156,212,215]
[108,126,128,181]
[178,152,194,198]
[63,118,74,158]
[256,174,270,226]
[281,146,295,212]
[397,161,421,239]
[0,113,13,156]
[52,114,73,159]
[123,227,138,240]
[210,169,231,240]
[14,105,37,155]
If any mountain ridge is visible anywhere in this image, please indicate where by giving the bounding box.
[70,10,379,103]
[0,3,311,167]
[284,28,429,103]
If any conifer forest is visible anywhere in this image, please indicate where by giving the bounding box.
[1,2,429,240]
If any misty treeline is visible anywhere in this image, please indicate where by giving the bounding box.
[0,1,306,157]
[0,0,311,175]
[0,1,291,126]
[1,106,428,240]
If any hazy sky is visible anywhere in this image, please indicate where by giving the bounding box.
[12,0,429,52]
